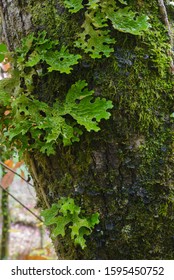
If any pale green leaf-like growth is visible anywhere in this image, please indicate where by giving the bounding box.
[41,197,100,249]
[64,0,150,58]
[63,0,83,13]
[44,46,81,74]
[0,31,113,156]
[105,7,150,35]
[64,80,113,131]
[75,10,115,58]
[17,31,81,74]
[87,0,100,9]
[2,80,113,155]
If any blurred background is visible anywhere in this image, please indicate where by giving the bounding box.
[0,158,57,260]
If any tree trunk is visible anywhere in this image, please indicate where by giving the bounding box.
[1,0,174,259]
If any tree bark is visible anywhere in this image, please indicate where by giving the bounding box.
[1,0,174,259]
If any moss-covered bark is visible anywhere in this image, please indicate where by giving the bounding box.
[1,0,174,259]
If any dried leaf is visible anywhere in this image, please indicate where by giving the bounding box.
[4,159,14,168]
[23,255,48,260]
[1,62,11,72]
[1,159,24,188]
[4,110,11,116]
[0,171,15,188]
[20,169,25,182]
[14,161,24,169]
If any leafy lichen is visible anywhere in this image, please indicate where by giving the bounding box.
[2,0,174,259]
[73,0,150,58]
[41,197,99,249]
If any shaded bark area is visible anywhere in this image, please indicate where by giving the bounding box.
[1,0,174,259]
[0,0,32,49]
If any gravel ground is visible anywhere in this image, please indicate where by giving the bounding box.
[0,178,57,260]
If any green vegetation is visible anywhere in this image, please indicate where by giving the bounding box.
[41,197,99,249]
[1,0,174,257]
[1,78,112,156]
[0,31,113,156]
[0,43,8,62]
[72,0,149,58]
[0,1,149,158]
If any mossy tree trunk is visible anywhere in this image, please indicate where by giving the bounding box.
[1,0,174,259]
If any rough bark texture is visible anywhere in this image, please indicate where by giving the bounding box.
[1,0,174,259]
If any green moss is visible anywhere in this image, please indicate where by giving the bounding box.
[27,1,61,35]
[18,0,174,259]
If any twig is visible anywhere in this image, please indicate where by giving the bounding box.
[0,160,50,208]
[0,2,11,50]
[0,183,43,222]
[158,0,172,40]
[158,0,174,72]
[28,157,50,209]
[0,160,34,187]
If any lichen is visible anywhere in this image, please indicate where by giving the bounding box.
[12,0,174,259]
